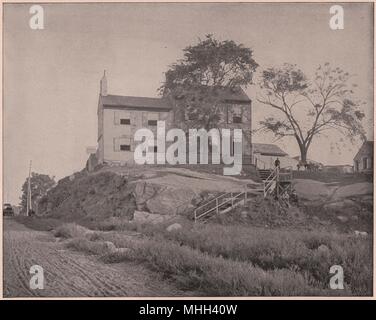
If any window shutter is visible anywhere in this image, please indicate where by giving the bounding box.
[142,112,147,126]
[114,138,120,151]
[114,111,121,125]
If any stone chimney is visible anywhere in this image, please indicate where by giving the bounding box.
[100,70,107,96]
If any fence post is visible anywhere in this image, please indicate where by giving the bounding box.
[276,166,280,199]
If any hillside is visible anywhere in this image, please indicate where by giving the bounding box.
[37,165,260,222]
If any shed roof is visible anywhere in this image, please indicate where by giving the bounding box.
[252,143,288,156]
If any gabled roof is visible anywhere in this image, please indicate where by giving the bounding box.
[172,86,251,104]
[100,94,173,110]
[252,143,288,156]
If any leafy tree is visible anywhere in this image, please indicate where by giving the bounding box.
[257,63,366,163]
[20,172,55,214]
[160,34,258,130]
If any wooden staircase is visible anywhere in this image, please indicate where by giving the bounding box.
[262,167,293,204]
[193,167,294,223]
[194,189,255,222]
[258,169,272,181]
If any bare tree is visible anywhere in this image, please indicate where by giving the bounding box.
[257,63,366,163]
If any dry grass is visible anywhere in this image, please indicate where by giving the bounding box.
[51,220,372,296]
[66,238,115,255]
[94,221,372,296]
[155,224,372,295]
[14,216,62,231]
[102,238,353,296]
[54,223,91,238]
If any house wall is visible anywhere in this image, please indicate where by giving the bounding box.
[218,103,252,159]
[102,108,173,164]
[354,144,373,172]
[173,102,252,162]
[97,100,252,165]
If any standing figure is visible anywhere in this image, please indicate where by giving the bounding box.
[274,157,280,169]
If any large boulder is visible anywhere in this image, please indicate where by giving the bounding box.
[133,181,200,215]
[166,223,182,232]
[332,182,373,200]
[293,179,334,201]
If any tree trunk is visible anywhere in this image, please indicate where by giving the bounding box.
[299,145,308,163]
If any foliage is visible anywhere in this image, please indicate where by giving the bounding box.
[20,172,55,213]
[257,63,366,162]
[54,223,90,238]
[160,34,258,129]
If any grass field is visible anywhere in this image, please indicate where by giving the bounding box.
[51,219,372,296]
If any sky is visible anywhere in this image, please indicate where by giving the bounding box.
[3,2,374,204]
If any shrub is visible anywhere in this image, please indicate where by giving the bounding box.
[129,223,372,295]
[54,223,90,238]
[66,238,115,255]
[14,216,62,231]
[124,239,343,296]
[86,231,135,248]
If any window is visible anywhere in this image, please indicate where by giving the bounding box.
[148,112,159,126]
[120,145,131,151]
[114,137,131,152]
[228,105,243,124]
[115,111,130,125]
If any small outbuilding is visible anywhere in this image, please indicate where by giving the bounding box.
[353,141,373,173]
[252,143,298,169]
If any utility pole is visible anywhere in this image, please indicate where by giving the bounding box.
[26,160,32,216]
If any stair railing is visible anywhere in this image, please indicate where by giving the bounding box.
[263,167,277,197]
[194,188,248,222]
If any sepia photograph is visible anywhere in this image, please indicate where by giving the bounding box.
[1,1,374,299]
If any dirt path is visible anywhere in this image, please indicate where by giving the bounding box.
[3,218,189,297]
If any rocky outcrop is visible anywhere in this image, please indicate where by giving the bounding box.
[132,181,202,215]
[132,210,173,224]
[38,171,136,220]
